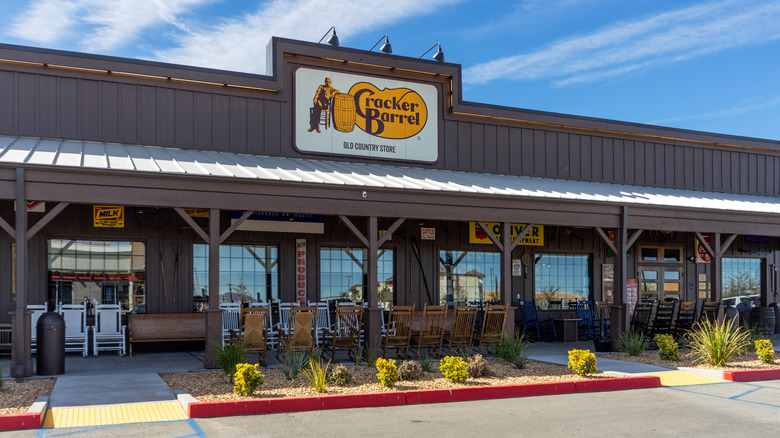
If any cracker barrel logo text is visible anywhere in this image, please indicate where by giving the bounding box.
[307,77,427,140]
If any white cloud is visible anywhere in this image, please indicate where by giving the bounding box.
[463,0,780,87]
[153,0,461,74]
[8,0,214,52]
[651,96,780,125]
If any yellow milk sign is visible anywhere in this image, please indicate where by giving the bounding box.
[468,222,544,246]
[93,206,124,228]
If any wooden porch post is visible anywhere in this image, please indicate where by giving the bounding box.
[501,222,515,338]
[11,168,30,379]
[339,215,404,351]
[204,208,221,368]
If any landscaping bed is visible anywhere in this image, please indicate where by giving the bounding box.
[162,358,611,401]
[0,379,56,415]
[596,350,777,370]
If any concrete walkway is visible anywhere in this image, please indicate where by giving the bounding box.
[2,334,778,429]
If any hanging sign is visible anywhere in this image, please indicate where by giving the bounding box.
[696,236,711,264]
[294,67,438,162]
[231,211,324,234]
[12,201,46,212]
[468,222,544,246]
[296,239,307,305]
[93,206,124,228]
[626,278,638,315]
[184,208,209,218]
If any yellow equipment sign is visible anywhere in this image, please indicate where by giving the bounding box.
[94,206,124,228]
[468,222,544,246]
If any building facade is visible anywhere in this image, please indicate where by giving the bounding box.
[1,38,779,377]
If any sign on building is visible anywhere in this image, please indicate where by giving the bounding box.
[294,67,438,162]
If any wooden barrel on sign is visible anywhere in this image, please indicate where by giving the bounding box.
[332,93,356,133]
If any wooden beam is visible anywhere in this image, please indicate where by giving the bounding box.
[719,234,738,256]
[339,215,369,248]
[594,227,618,255]
[508,223,535,253]
[626,230,644,250]
[476,221,503,251]
[219,210,253,243]
[26,202,69,240]
[694,232,715,257]
[0,215,14,238]
[173,207,209,243]
[377,217,405,247]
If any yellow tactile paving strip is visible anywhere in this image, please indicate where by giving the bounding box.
[43,401,186,428]
[646,371,727,387]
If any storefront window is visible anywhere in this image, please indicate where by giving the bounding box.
[193,244,279,310]
[319,247,394,304]
[534,253,590,309]
[722,257,761,308]
[47,239,145,313]
[439,250,501,305]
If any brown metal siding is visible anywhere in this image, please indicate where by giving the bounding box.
[2,51,780,197]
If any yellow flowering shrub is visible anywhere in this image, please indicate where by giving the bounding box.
[233,363,264,396]
[440,356,468,383]
[375,358,398,388]
[567,349,597,377]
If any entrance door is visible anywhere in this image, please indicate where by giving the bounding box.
[638,266,682,301]
[638,246,684,301]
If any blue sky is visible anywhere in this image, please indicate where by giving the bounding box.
[2,0,780,141]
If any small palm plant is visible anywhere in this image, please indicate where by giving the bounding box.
[686,318,750,367]
[620,329,648,356]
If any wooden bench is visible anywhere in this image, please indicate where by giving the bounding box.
[128,313,205,356]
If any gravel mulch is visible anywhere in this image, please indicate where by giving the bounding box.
[596,350,777,370]
[0,379,56,415]
[161,358,611,402]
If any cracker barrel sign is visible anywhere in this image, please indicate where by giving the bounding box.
[93,206,124,228]
[295,67,438,162]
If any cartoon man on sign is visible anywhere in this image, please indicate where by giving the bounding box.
[308,77,340,133]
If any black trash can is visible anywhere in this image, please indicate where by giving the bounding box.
[37,311,65,375]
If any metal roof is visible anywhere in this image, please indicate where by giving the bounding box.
[1,135,779,214]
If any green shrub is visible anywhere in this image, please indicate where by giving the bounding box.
[755,339,775,364]
[279,348,314,380]
[686,318,750,367]
[620,329,648,356]
[440,356,468,383]
[654,334,679,361]
[419,355,435,373]
[215,339,247,382]
[327,364,352,386]
[302,357,330,393]
[397,360,422,381]
[375,358,398,388]
[467,354,488,378]
[233,363,264,396]
[496,331,532,369]
[567,349,597,377]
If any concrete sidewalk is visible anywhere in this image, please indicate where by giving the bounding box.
[2,333,778,429]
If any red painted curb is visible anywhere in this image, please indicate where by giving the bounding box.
[723,368,780,382]
[574,376,661,393]
[405,381,575,405]
[187,376,658,418]
[0,413,41,431]
[188,392,406,418]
